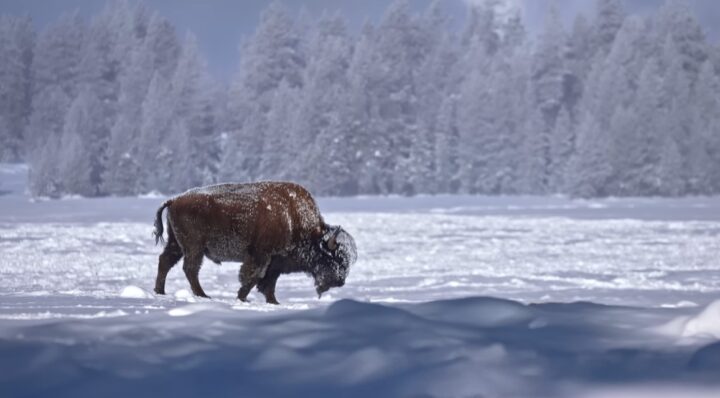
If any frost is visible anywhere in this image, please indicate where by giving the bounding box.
[119,285,151,299]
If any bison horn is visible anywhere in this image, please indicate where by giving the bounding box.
[327,227,340,251]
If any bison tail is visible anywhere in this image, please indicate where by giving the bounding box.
[153,200,172,246]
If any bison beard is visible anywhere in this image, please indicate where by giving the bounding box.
[152,182,356,304]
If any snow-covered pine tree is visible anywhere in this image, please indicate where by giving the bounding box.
[222,2,305,182]
[369,0,426,194]
[630,58,667,195]
[690,61,720,192]
[144,13,181,79]
[103,8,154,195]
[291,12,354,193]
[566,112,612,197]
[26,86,71,196]
[58,88,105,196]
[548,106,573,191]
[593,0,625,57]
[170,32,219,188]
[0,15,34,162]
[345,21,383,194]
[137,73,175,193]
[258,80,299,180]
[523,3,566,194]
[407,1,456,194]
[564,14,593,117]
[655,0,708,80]
[455,2,501,194]
[434,95,460,193]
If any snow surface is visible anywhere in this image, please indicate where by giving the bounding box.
[1,165,720,397]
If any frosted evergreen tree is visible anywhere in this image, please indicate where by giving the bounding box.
[137,73,175,193]
[655,0,708,80]
[461,0,500,54]
[594,17,646,128]
[58,89,105,196]
[521,3,566,194]
[345,21,382,193]
[434,95,460,193]
[31,12,85,100]
[363,0,427,194]
[171,33,219,188]
[565,15,593,117]
[656,134,684,196]
[104,115,141,195]
[457,40,512,194]
[566,112,612,197]
[300,84,357,196]
[0,15,34,162]
[593,0,625,56]
[291,12,355,193]
[532,3,566,127]
[690,61,720,192]
[407,2,455,194]
[548,106,573,191]
[103,12,155,195]
[26,87,71,196]
[258,80,298,180]
[630,59,668,195]
[144,13,181,78]
[518,101,550,194]
[29,134,63,198]
[608,106,639,195]
[74,3,134,195]
[223,2,305,181]
[659,37,693,194]
[26,12,85,163]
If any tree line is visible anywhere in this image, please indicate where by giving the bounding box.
[1,0,719,198]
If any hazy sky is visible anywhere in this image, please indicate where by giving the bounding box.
[1,0,718,81]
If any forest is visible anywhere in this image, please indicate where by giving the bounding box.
[0,0,719,198]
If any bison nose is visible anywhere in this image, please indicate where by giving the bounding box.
[337,280,345,287]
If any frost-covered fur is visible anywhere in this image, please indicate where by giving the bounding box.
[153,182,356,303]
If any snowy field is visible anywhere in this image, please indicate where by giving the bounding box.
[1,164,720,398]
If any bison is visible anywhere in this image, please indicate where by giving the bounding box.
[152,182,356,304]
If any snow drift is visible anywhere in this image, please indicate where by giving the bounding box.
[1,297,719,398]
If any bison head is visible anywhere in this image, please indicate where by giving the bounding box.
[313,225,357,297]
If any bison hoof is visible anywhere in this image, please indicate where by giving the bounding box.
[266,298,280,305]
[154,288,165,295]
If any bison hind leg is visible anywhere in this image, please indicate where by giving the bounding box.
[154,232,183,295]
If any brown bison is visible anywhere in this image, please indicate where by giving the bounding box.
[152,182,356,304]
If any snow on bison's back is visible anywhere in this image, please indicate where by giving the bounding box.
[152,182,357,304]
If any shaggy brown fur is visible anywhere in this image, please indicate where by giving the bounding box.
[152,182,354,304]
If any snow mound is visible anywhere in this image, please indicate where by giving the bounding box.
[119,285,152,299]
[2,297,720,398]
[168,302,230,317]
[655,300,720,342]
[138,190,165,199]
[174,289,194,300]
[681,300,720,339]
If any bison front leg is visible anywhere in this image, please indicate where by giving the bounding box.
[183,251,210,298]
[257,264,281,305]
[237,255,269,302]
